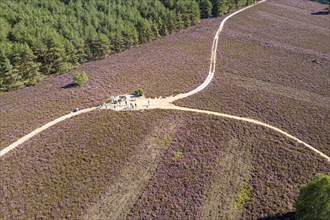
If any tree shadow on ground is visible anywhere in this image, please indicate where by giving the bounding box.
[308,0,330,15]
[308,0,330,4]
[62,83,77,89]
[258,212,295,220]
[311,10,329,15]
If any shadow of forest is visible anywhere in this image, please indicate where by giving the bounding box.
[258,212,295,220]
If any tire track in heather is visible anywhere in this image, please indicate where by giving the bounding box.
[2,0,329,164]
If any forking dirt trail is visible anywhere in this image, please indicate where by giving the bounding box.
[1,0,329,163]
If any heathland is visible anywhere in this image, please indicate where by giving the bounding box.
[0,0,329,219]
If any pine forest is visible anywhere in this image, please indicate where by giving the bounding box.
[0,0,255,91]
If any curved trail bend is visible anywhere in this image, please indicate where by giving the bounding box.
[163,0,266,103]
[162,106,330,162]
[1,0,329,163]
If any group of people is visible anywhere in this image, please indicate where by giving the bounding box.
[128,102,138,109]
[102,98,151,111]
[111,100,138,110]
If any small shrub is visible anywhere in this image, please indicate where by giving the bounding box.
[295,173,330,220]
[74,71,89,87]
[174,150,183,159]
[312,58,321,64]
[134,88,144,97]
[234,185,252,208]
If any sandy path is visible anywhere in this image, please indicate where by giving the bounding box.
[161,106,330,162]
[0,107,97,157]
[1,0,329,164]
[167,1,266,102]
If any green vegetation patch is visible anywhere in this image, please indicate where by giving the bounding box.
[174,150,184,159]
[149,133,174,149]
[134,88,144,97]
[234,185,252,208]
[295,173,330,220]
[74,71,89,87]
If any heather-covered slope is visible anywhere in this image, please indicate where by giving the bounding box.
[1,0,329,219]
[1,111,329,219]
[176,0,330,155]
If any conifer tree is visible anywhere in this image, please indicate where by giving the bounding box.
[0,52,14,91]
[189,1,201,25]
[11,43,40,86]
[44,36,68,74]
[199,0,213,18]
[0,18,10,42]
